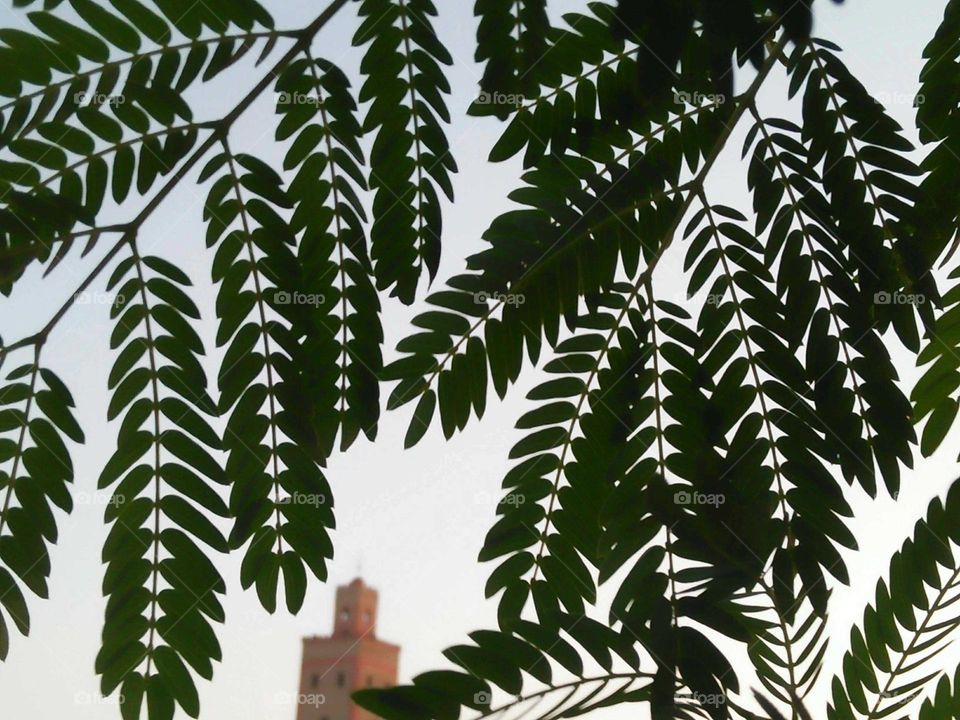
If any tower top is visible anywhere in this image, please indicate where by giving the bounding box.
[297,578,399,720]
[332,577,378,639]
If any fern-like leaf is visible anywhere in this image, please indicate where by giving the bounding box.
[828,479,960,720]
[275,54,382,453]
[353,0,456,304]
[0,351,82,659]
[96,245,224,719]
[355,617,651,720]
[474,0,549,116]
[203,147,334,614]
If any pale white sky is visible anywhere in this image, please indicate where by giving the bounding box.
[0,1,958,719]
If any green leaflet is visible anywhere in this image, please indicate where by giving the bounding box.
[353,0,457,304]
[98,247,223,719]
[797,40,931,350]
[274,55,382,452]
[915,666,960,720]
[481,285,655,628]
[913,2,960,286]
[686,195,869,607]
[0,359,83,657]
[204,147,335,615]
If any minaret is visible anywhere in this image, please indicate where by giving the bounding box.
[295,578,400,720]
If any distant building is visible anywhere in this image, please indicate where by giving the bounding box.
[296,578,400,720]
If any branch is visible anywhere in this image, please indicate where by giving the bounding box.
[0,0,351,359]
[393,33,788,413]
[627,34,787,293]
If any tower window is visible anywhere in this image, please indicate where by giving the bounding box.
[340,608,350,621]
[367,675,374,687]
[310,673,319,689]
[337,672,345,688]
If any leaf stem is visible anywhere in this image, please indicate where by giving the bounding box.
[397,0,430,280]
[221,140,284,557]
[645,280,678,630]
[306,53,351,435]
[529,284,644,587]
[128,240,163,677]
[0,29,298,120]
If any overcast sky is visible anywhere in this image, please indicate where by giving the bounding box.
[0,1,958,719]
